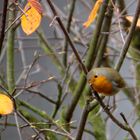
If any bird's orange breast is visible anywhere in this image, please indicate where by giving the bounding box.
[89,75,113,95]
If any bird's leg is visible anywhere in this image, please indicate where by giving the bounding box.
[112,95,116,110]
[105,97,114,111]
[107,96,110,107]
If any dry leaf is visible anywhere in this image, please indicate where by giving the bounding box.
[83,0,103,28]
[21,2,42,35]
[126,16,140,27]
[0,94,13,115]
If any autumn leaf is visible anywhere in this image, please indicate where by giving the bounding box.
[126,16,140,27]
[83,0,103,28]
[21,0,42,35]
[0,94,13,115]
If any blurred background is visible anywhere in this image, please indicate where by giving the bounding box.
[0,0,140,139]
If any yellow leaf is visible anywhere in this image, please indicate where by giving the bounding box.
[126,16,140,27]
[0,94,13,115]
[83,0,103,28]
[21,2,42,35]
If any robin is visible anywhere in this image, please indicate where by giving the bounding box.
[87,67,125,96]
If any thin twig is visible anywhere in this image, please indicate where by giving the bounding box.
[16,30,28,85]
[63,0,77,66]
[120,112,129,125]
[0,0,9,53]
[5,12,23,33]
[23,54,40,87]
[51,83,63,118]
[39,129,74,140]
[26,89,57,105]
[0,116,8,134]
[14,112,23,140]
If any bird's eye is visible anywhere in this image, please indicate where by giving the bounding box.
[94,75,98,78]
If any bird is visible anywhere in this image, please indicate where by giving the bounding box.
[87,67,125,96]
